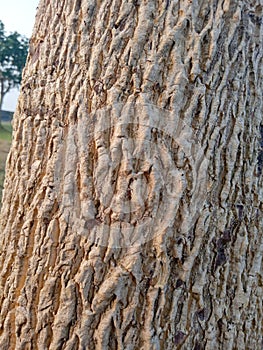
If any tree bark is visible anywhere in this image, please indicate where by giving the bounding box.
[0,0,263,349]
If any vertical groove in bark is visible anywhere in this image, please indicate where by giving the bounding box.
[0,0,262,349]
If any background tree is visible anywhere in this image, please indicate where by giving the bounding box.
[0,1,262,349]
[0,20,28,111]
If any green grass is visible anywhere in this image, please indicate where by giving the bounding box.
[0,122,12,141]
[0,122,12,204]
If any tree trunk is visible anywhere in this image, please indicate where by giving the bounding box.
[0,79,12,122]
[0,79,5,113]
[0,0,262,349]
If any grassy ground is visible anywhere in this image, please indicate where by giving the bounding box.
[0,122,12,204]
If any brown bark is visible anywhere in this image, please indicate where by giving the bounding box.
[0,0,263,349]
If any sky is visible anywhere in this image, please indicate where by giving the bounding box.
[1,0,40,111]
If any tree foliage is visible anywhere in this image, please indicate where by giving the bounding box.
[0,20,28,110]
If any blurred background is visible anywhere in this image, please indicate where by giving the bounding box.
[0,0,39,202]
[1,0,39,111]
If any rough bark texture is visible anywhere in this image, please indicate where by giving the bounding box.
[0,0,263,349]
